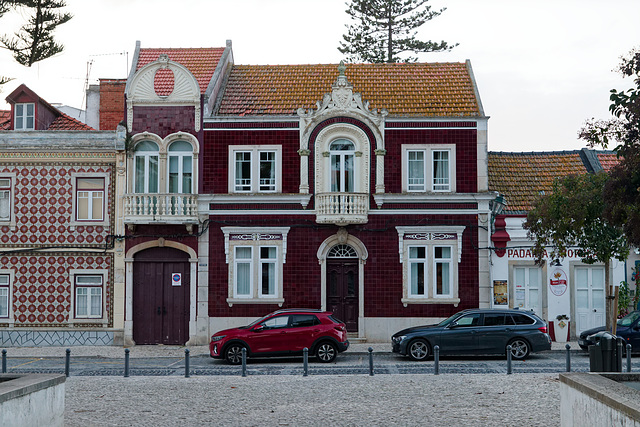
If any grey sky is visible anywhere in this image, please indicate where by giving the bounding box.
[1,0,638,152]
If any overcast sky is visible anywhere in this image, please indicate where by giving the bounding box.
[1,0,639,152]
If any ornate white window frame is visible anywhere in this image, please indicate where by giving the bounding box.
[0,173,17,231]
[70,172,111,229]
[396,226,465,306]
[222,227,290,306]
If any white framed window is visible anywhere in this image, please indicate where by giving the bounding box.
[168,141,193,194]
[402,144,456,193]
[75,275,103,318]
[76,178,104,221]
[397,226,464,305]
[14,103,35,130]
[69,269,108,325]
[0,178,11,221]
[233,245,279,299]
[134,140,159,193]
[228,146,281,193]
[0,274,10,319]
[70,172,110,228]
[330,139,355,192]
[222,227,289,306]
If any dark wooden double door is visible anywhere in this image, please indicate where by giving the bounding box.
[133,247,190,345]
[326,259,358,332]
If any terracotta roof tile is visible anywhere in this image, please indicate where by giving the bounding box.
[48,112,94,130]
[0,110,9,130]
[137,48,225,94]
[216,63,481,117]
[488,152,589,213]
[597,152,619,171]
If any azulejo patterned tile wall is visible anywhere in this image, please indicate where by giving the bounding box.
[0,163,114,246]
[1,252,114,326]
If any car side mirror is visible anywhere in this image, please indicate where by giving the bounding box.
[449,321,459,329]
[253,325,265,332]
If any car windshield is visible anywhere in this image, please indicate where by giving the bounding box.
[617,311,640,327]
[437,312,465,327]
[247,313,273,327]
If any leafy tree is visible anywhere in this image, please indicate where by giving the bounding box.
[0,0,72,85]
[523,172,629,332]
[579,48,640,245]
[338,0,457,63]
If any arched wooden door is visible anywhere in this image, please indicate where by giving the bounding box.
[132,247,190,345]
[326,244,359,332]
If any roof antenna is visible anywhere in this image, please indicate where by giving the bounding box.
[80,60,93,116]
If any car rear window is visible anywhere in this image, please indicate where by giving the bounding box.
[291,314,320,327]
[328,315,344,324]
[510,313,535,325]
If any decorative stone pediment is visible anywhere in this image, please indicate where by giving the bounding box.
[126,54,202,131]
[297,61,388,132]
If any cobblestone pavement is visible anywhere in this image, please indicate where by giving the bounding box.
[64,373,561,426]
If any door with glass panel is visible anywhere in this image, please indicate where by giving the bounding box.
[513,266,541,314]
[574,266,605,335]
[326,245,358,332]
[330,139,355,193]
[168,141,193,214]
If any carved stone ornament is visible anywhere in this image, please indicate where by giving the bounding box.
[297,61,388,130]
[126,56,202,132]
[298,149,311,156]
[337,227,349,244]
[374,149,387,156]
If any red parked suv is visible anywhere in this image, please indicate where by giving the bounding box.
[210,309,350,364]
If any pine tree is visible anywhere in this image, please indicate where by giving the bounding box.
[0,0,72,85]
[338,0,457,63]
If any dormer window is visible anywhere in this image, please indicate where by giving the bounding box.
[14,103,35,130]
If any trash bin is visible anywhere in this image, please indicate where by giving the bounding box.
[588,331,623,372]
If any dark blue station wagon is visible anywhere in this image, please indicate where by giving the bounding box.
[392,308,552,360]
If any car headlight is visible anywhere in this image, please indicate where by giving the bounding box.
[392,335,406,344]
[211,335,226,342]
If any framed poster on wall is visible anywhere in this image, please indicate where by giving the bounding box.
[493,280,508,306]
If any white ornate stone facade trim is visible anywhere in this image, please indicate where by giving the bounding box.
[126,55,202,132]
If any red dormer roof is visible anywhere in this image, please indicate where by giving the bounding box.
[136,47,226,94]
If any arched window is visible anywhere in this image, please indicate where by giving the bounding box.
[134,141,159,193]
[168,141,193,194]
[330,139,355,192]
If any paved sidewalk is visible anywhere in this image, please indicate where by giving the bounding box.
[1,340,579,358]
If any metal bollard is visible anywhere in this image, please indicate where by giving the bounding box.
[368,347,374,376]
[506,345,512,375]
[241,347,247,377]
[627,344,633,373]
[185,349,190,378]
[65,348,71,377]
[565,344,571,372]
[303,347,309,377]
[1,349,6,374]
[434,345,440,375]
[124,349,130,378]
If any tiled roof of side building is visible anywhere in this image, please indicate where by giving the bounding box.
[488,151,589,213]
[0,110,10,130]
[215,62,481,117]
[137,47,226,94]
[48,112,95,130]
[596,151,620,172]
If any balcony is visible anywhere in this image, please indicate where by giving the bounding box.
[123,193,198,225]
[315,192,369,225]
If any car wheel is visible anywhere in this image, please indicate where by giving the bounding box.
[316,342,337,363]
[407,339,430,361]
[225,343,245,365]
[507,338,530,360]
